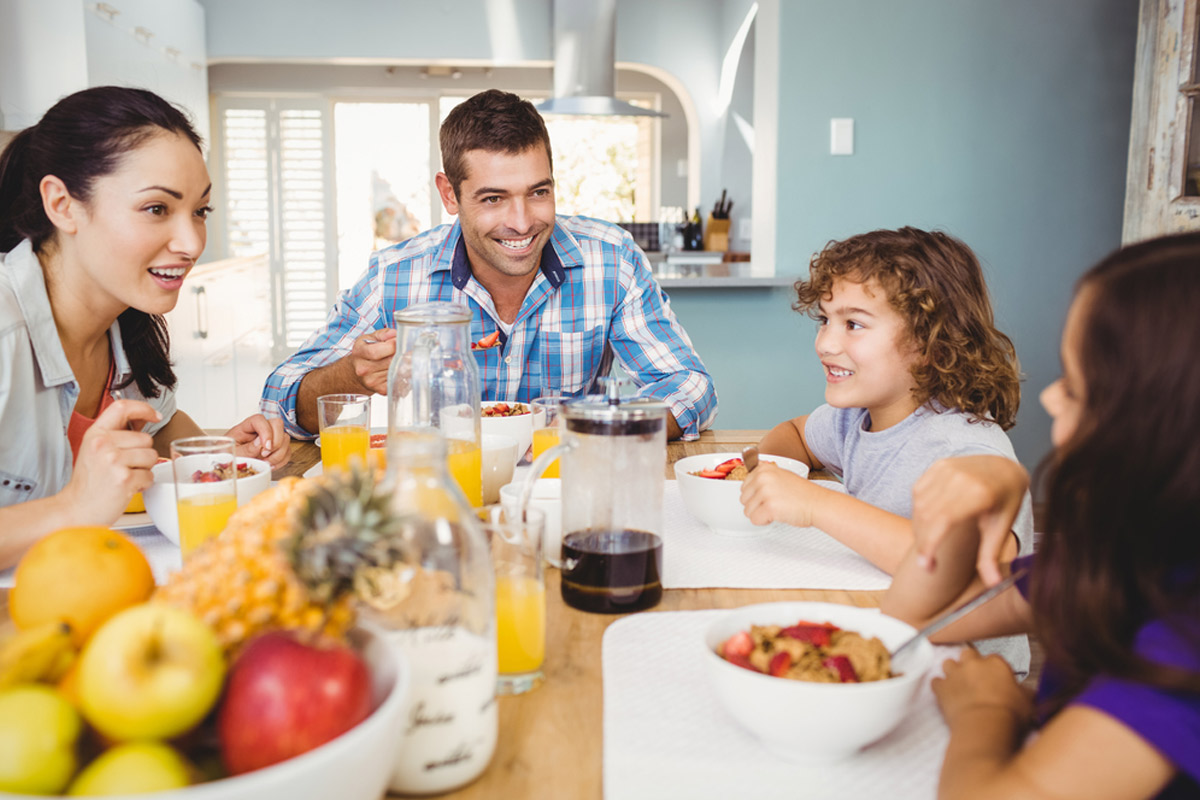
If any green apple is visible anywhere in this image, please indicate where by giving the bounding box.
[68,741,191,796]
[78,603,225,741]
[0,684,82,794]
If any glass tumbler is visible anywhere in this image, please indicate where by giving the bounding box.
[171,436,238,557]
[478,504,546,695]
[318,393,371,473]
[530,395,569,479]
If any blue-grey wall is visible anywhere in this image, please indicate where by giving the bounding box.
[671,0,1138,475]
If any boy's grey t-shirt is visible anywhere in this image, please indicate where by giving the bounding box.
[804,402,1035,676]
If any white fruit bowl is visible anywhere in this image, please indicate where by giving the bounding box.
[142,458,272,546]
[481,401,534,463]
[2,625,409,800]
[673,452,810,536]
[703,602,934,763]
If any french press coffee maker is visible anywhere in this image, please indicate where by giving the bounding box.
[526,385,668,613]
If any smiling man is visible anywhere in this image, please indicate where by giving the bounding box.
[263,89,717,440]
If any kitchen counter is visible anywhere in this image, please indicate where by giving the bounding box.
[645,252,798,288]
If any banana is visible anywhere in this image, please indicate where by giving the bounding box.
[0,620,77,688]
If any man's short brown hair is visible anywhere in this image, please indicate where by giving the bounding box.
[439,89,553,197]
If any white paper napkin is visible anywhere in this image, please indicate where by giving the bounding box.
[0,525,181,588]
[661,482,890,590]
[603,609,959,800]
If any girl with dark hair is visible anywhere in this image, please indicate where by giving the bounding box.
[881,233,1200,799]
[0,86,289,567]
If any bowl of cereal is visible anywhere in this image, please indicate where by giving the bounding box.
[481,401,533,462]
[703,602,934,763]
[143,457,272,546]
[673,452,809,536]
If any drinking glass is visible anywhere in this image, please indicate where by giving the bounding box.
[171,436,238,558]
[318,393,371,473]
[478,505,546,695]
[530,396,569,479]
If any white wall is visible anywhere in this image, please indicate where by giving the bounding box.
[0,0,208,139]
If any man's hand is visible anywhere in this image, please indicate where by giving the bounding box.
[62,400,161,523]
[297,329,396,434]
[911,456,1029,585]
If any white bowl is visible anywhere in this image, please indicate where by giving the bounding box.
[673,452,810,536]
[482,434,519,504]
[3,625,409,800]
[703,602,934,763]
[481,401,534,463]
[499,478,562,567]
[143,457,272,546]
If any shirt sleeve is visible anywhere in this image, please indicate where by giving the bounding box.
[802,404,844,475]
[260,253,388,438]
[607,242,717,440]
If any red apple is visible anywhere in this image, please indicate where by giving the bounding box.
[217,632,372,775]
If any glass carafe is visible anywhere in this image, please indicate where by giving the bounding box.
[528,391,667,613]
[362,429,497,795]
[388,302,483,506]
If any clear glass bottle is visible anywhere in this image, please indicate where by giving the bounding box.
[359,429,497,795]
[388,302,483,507]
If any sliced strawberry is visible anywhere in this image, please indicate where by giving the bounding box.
[696,469,727,479]
[823,655,859,683]
[768,651,792,677]
[476,330,501,349]
[779,624,834,647]
[723,652,759,673]
[714,458,743,474]
[722,631,754,659]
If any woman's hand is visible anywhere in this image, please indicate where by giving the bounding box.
[911,456,1028,585]
[739,462,818,528]
[932,649,1034,731]
[62,400,161,523]
[226,414,290,468]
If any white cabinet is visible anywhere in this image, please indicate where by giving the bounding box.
[166,255,273,429]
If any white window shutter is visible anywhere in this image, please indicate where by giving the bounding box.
[215,97,336,364]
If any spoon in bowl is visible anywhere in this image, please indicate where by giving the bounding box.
[741,446,759,473]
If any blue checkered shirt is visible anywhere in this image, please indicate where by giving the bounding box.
[261,215,718,439]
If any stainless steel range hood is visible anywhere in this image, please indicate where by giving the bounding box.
[537,0,665,117]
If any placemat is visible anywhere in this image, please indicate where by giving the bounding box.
[0,525,180,588]
[603,609,958,800]
[661,482,890,590]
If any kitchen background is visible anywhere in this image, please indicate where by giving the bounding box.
[0,0,1137,476]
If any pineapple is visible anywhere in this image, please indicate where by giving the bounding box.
[155,466,415,654]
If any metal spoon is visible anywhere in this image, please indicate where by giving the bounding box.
[890,565,1029,666]
[741,445,759,473]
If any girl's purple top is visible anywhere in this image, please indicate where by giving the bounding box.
[1014,555,1200,799]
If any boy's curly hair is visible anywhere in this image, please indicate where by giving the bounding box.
[794,227,1020,429]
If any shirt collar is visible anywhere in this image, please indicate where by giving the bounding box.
[435,217,585,290]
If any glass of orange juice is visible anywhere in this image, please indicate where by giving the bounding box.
[531,396,569,479]
[171,436,238,558]
[318,394,371,473]
[478,504,546,695]
[446,436,483,507]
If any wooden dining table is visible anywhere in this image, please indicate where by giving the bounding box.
[0,430,880,800]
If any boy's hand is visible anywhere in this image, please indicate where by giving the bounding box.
[912,456,1028,585]
[739,462,817,528]
[226,414,291,468]
[932,649,1033,731]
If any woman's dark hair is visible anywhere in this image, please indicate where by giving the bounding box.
[794,227,1021,428]
[0,86,203,398]
[1034,231,1200,714]
[439,89,553,198]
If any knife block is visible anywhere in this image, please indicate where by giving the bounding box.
[703,216,730,252]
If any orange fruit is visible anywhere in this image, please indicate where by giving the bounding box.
[10,527,155,645]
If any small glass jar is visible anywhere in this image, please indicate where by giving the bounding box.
[359,429,497,795]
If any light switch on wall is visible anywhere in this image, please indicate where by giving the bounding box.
[830,118,854,155]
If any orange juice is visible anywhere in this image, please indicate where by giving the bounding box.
[321,424,369,472]
[446,438,483,507]
[178,493,237,556]
[496,575,545,674]
[532,428,561,478]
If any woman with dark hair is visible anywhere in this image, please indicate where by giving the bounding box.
[881,233,1200,798]
[0,86,289,567]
